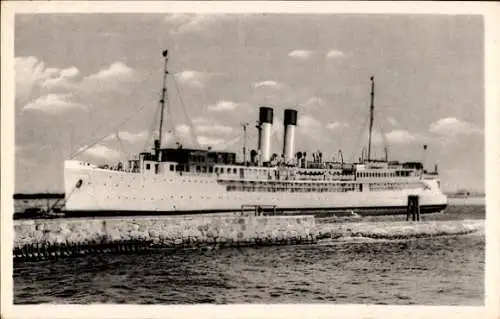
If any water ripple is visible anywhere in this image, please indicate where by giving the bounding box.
[14,208,485,305]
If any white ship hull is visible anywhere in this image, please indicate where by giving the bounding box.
[63,160,448,216]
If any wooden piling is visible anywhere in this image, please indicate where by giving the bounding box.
[415,195,421,221]
[406,195,420,222]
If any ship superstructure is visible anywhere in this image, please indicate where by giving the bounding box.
[63,50,447,216]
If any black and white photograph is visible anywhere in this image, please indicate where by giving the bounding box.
[1,2,499,319]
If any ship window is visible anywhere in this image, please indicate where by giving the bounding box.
[227,168,231,173]
[196,166,201,172]
[146,163,151,170]
[202,166,207,173]
[233,168,237,174]
[215,167,218,173]
[209,166,213,173]
[170,165,174,171]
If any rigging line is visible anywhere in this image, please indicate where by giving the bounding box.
[218,132,244,151]
[374,109,390,159]
[165,86,180,144]
[114,131,129,160]
[70,103,151,159]
[336,101,365,161]
[144,102,162,152]
[75,100,152,159]
[171,76,200,147]
[218,120,261,152]
[164,89,180,145]
[350,114,370,163]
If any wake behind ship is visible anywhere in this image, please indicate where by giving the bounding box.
[63,50,448,216]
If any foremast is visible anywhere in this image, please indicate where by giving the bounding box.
[367,75,375,162]
[155,49,169,161]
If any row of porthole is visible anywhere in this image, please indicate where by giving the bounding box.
[102,177,214,184]
[105,195,225,200]
[101,182,216,188]
[102,195,345,204]
[102,195,336,201]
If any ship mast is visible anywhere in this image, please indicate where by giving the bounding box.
[156,49,169,159]
[242,122,249,164]
[367,75,375,162]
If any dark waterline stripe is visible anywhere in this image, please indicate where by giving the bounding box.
[13,204,447,220]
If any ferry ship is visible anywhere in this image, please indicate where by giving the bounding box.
[63,50,448,216]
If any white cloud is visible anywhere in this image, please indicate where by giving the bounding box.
[298,114,321,129]
[366,129,426,145]
[162,124,198,147]
[326,49,346,59]
[385,129,425,144]
[192,117,210,125]
[16,56,137,101]
[15,56,81,100]
[288,50,313,59]
[81,62,136,92]
[326,122,349,130]
[429,117,483,137]
[118,131,149,142]
[302,96,325,108]
[164,13,231,35]
[253,80,281,89]
[192,116,234,134]
[15,56,46,101]
[104,131,149,143]
[41,66,80,90]
[370,131,385,145]
[86,62,133,81]
[297,114,327,141]
[196,124,234,135]
[387,117,398,126]
[197,136,225,147]
[80,144,121,160]
[207,100,239,112]
[175,70,214,88]
[22,93,86,113]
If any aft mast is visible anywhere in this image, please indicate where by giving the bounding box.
[367,75,375,162]
[155,49,169,161]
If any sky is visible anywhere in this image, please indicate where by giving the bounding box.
[13,13,484,193]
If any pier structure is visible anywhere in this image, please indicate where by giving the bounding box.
[13,214,317,262]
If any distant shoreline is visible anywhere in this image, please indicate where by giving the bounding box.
[13,193,64,200]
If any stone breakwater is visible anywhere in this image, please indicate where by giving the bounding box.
[317,219,484,240]
[13,215,318,261]
[13,217,484,262]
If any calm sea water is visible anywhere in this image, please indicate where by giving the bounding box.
[13,205,485,305]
